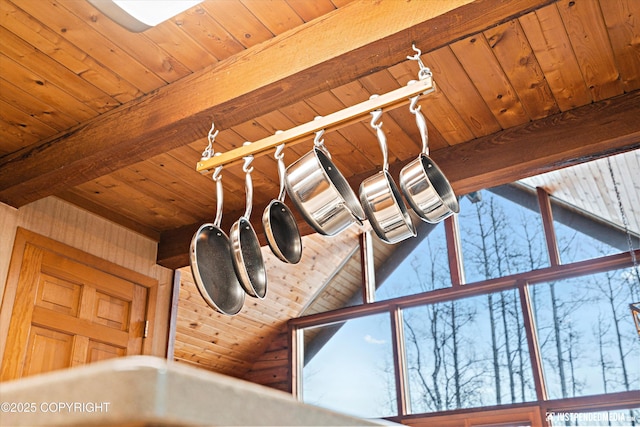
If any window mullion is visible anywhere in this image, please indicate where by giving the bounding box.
[445,215,465,286]
[537,187,560,266]
[518,281,547,402]
[390,305,409,416]
[360,230,376,304]
[288,323,303,399]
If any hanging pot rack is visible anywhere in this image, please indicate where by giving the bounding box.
[196,47,435,174]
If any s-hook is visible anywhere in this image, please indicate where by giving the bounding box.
[242,141,254,174]
[407,44,432,81]
[201,121,219,161]
[370,108,383,130]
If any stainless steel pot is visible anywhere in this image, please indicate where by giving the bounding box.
[400,91,459,223]
[230,152,267,299]
[263,143,302,264]
[285,127,365,236]
[189,164,245,315]
[359,109,416,244]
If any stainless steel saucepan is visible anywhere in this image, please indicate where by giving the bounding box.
[230,150,267,299]
[285,124,365,236]
[399,87,459,223]
[263,143,302,264]
[359,108,416,244]
[189,162,245,315]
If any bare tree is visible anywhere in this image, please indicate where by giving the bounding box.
[549,281,568,398]
[588,269,634,392]
[593,314,612,394]
[403,246,481,412]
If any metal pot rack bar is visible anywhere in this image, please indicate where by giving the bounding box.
[196,75,435,173]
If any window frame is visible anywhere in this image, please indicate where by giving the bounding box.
[288,187,640,423]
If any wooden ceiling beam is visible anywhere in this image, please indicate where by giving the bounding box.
[157,90,640,270]
[0,0,555,208]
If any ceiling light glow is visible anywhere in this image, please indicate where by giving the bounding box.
[88,0,203,32]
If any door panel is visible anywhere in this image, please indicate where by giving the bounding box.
[93,291,130,331]
[35,274,82,317]
[1,242,149,380]
[86,340,125,363]
[22,327,74,377]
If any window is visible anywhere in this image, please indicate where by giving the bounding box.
[376,221,450,301]
[404,292,535,413]
[301,313,397,418]
[458,188,548,283]
[530,268,640,399]
[291,153,640,423]
[552,207,622,264]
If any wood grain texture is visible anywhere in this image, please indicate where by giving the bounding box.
[0,200,172,359]
[437,90,640,195]
[556,0,623,101]
[156,90,640,269]
[600,0,640,92]
[450,33,529,129]
[0,233,154,380]
[0,243,43,380]
[0,0,555,207]
[171,228,360,377]
[484,19,560,119]
[518,3,593,111]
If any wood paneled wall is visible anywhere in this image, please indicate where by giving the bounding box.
[243,327,290,392]
[172,229,361,382]
[0,197,173,356]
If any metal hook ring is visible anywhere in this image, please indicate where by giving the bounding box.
[241,141,254,173]
[409,94,422,114]
[274,143,285,160]
[407,43,432,80]
[242,156,254,173]
[211,153,223,181]
[370,108,383,129]
[201,121,219,160]
[313,129,325,147]
[207,124,219,144]
[212,166,223,182]
[406,43,422,61]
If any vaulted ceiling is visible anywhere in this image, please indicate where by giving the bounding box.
[1,0,639,273]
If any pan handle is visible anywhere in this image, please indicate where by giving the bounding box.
[274,142,287,202]
[213,162,224,228]
[409,89,429,156]
[242,144,254,219]
[370,107,389,172]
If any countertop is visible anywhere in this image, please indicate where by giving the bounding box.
[0,356,397,426]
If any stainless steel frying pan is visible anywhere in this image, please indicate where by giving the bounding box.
[230,151,267,299]
[189,164,245,315]
[263,143,302,264]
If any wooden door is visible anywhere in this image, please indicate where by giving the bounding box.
[1,242,149,380]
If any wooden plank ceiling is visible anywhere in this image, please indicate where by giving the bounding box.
[1,0,640,379]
